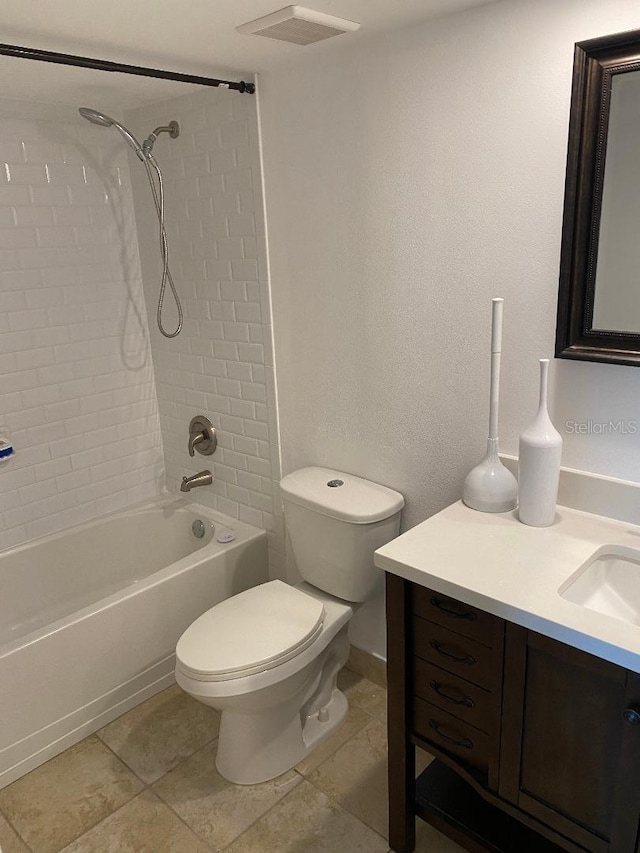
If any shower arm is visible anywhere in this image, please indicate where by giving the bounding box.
[142,121,179,158]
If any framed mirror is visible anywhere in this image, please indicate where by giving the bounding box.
[556,28,640,366]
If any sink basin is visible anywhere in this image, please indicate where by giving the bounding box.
[559,546,640,626]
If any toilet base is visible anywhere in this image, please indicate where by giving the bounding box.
[215,686,348,785]
[213,625,351,785]
[302,686,348,750]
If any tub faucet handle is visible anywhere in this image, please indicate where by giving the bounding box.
[188,415,217,457]
[188,431,207,456]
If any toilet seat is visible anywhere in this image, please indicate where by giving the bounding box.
[176,580,326,682]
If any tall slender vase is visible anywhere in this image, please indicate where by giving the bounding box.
[518,359,562,527]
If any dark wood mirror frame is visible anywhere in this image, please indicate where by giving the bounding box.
[556,28,640,367]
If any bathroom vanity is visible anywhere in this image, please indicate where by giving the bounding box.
[376,500,640,853]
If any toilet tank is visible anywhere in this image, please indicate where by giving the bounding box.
[280,467,404,602]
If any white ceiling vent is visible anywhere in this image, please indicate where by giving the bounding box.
[236,5,360,46]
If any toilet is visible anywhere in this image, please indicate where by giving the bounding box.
[175,466,404,784]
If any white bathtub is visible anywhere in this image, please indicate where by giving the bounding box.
[0,495,268,788]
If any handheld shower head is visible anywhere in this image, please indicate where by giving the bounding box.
[78,105,183,338]
[78,107,144,160]
[78,107,113,127]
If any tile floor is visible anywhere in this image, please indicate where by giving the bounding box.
[0,669,466,853]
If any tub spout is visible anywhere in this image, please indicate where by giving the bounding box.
[180,470,213,492]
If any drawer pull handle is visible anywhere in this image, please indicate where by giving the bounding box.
[429,597,477,622]
[623,707,640,726]
[429,720,473,749]
[429,640,476,665]
[429,680,475,708]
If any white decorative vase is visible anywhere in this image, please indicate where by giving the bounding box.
[518,359,562,527]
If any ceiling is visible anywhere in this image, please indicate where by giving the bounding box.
[0,54,209,111]
[0,1,497,83]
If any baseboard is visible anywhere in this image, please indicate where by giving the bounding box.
[346,645,387,688]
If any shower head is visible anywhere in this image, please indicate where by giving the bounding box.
[78,106,112,127]
[78,107,144,161]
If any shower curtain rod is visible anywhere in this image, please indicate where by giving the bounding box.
[0,42,256,94]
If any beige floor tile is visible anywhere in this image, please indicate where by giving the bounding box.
[307,715,432,839]
[225,779,388,853]
[59,790,211,853]
[98,684,219,784]
[152,740,301,851]
[0,735,143,853]
[416,747,435,779]
[308,714,389,837]
[337,669,387,717]
[295,702,373,777]
[0,813,29,853]
[415,819,468,852]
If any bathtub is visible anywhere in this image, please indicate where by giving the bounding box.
[0,495,268,788]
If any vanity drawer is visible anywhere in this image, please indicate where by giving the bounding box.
[413,618,495,690]
[412,585,500,647]
[413,697,490,774]
[413,658,494,733]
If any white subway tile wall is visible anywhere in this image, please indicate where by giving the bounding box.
[127,87,285,574]
[0,98,164,552]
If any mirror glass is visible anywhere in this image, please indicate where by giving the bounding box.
[592,69,640,333]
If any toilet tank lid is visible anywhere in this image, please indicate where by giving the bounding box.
[280,467,404,524]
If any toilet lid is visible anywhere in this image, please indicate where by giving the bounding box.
[176,580,326,681]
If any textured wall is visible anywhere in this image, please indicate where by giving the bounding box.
[259,0,640,655]
[0,98,162,553]
[127,87,284,574]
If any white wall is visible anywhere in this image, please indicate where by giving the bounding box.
[127,88,285,574]
[0,97,162,552]
[259,0,640,656]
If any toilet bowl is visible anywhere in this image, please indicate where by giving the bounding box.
[175,467,404,784]
[176,581,353,783]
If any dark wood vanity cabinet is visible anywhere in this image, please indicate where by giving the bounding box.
[500,628,640,853]
[410,583,504,790]
[386,574,640,853]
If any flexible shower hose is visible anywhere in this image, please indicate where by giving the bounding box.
[143,154,183,338]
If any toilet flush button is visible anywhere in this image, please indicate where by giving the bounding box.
[327,479,344,488]
[217,531,236,544]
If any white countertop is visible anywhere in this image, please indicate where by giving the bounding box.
[374,501,640,673]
